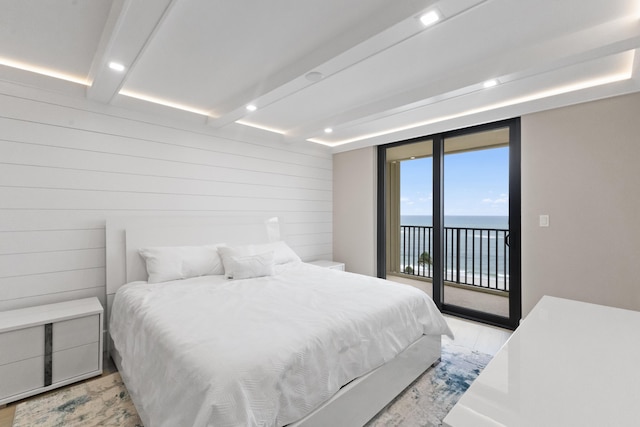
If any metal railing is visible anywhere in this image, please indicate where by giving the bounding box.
[400,225,509,292]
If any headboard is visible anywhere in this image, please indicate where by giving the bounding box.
[105,215,281,326]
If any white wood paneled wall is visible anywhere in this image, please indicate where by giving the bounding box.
[0,83,332,313]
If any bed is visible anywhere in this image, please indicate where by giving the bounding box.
[106,216,452,427]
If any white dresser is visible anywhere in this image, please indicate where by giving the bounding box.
[444,296,640,427]
[0,297,103,405]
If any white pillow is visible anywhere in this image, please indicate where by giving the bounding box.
[138,244,224,283]
[228,252,275,280]
[218,241,300,278]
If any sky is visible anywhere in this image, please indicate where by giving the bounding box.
[401,146,509,216]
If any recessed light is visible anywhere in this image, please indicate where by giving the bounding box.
[246,104,257,112]
[483,79,498,88]
[108,62,125,72]
[419,10,440,27]
[324,127,333,134]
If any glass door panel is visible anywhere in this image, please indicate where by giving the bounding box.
[383,140,433,297]
[443,127,511,319]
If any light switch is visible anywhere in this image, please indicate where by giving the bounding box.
[539,214,549,227]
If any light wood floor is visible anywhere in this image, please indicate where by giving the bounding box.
[0,318,510,427]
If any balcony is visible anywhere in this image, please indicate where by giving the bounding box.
[389,224,509,316]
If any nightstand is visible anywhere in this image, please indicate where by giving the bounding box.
[0,297,103,405]
[308,260,346,271]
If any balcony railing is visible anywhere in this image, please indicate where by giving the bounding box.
[400,225,509,292]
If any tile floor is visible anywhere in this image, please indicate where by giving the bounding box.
[443,314,512,356]
[388,275,510,318]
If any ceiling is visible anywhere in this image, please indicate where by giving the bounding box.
[1,0,639,152]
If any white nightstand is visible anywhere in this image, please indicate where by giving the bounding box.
[308,260,345,271]
[0,297,103,405]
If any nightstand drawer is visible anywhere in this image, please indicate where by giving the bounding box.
[53,314,100,351]
[0,326,44,366]
[0,357,44,399]
[52,342,100,383]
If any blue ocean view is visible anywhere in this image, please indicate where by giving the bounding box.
[399,215,509,290]
[401,215,508,229]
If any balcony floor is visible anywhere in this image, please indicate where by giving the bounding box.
[387,274,509,317]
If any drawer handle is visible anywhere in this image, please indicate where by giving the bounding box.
[44,323,52,387]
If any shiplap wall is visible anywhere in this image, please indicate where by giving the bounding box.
[0,84,332,313]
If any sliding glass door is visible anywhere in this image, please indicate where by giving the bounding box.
[377,118,521,329]
[381,139,433,296]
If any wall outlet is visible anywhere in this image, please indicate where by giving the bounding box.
[539,214,549,227]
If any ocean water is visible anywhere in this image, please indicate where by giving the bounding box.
[398,215,510,290]
[401,215,509,229]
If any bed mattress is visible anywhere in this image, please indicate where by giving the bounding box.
[110,262,452,427]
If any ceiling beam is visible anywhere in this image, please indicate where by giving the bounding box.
[207,0,444,129]
[86,0,175,103]
[290,16,640,142]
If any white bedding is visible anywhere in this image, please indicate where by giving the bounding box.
[110,262,452,427]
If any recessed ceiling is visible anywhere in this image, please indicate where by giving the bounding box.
[0,0,639,152]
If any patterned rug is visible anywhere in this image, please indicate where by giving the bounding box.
[12,344,491,427]
[12,373,142,427]
[366,344,493,426]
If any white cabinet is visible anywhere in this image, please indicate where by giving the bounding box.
[308,260,346,271]
[0,298,103,405]
[443,296,640,427]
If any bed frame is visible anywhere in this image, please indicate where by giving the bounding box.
[105,215,441,427]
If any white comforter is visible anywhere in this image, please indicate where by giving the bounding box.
[110,262,452,427]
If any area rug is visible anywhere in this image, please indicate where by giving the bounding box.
[12,344,491,427]
[12,373,142,427]
[366,343,493,426]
